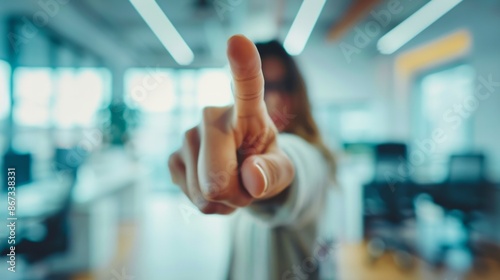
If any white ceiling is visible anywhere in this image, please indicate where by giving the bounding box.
[0,0,373,67]
[2,0,498,68]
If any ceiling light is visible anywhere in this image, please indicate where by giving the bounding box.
[377,0,463,55]
[130,0,194,65]
[284,0,327,55]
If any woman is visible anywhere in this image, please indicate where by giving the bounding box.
[168,35,335,280]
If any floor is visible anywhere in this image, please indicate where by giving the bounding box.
[71,192,500,280]
[335,243,500,280]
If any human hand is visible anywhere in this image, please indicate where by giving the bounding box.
[168,35,295,214]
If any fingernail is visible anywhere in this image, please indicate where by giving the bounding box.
[254,162,268,197]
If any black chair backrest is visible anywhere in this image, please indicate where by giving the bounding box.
[369,143,414,223]
[2,152,32,189]
[448,153,486,184]
[375,143,408,160]
[444,153,487,211]
[373,143,408,183]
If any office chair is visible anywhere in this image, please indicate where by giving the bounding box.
[0,148,83,274]
[16,148,86,263]
[435,153,492,269]
[363,143,416,269]
[441,153,487,211]
[2,152,32,190]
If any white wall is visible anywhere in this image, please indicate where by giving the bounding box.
[298,0,500,181]
[471,52,500,181]
[296,0,500,243]
[295,31,393,146]
[383,0,500,181]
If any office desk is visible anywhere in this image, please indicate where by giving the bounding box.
[0,177,73,249]
[48,147,144,274]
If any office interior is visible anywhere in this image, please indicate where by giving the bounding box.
[0,0,499,279]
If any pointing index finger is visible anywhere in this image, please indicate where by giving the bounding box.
[227,34,266,118]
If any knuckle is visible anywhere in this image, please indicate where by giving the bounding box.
[191,195,215,214]
[201,182,252,208]
[234,73,263,96]
[235,86,262,102]
[197,202,217,214]
[219,207,236,215]
[233,196,253,208]
[186,126,197,138]
[202,106,216,121]
[199,207,215,215]
[201,183,225,201]
[183,127,198,145]
[167,152,181,171]
[197,202,234,215]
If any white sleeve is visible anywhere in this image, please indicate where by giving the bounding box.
[245,133,329,228]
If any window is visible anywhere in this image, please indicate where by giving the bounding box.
[53,68,111,128]
[415,64,475,181]
[124,68,233,190]
[125,68,176,113]
[196,69,232,108]
[125,68,232,114]
[13,67,53,127]
[124,67,232,134]
[340,108,374,142]
[13,67,111,128]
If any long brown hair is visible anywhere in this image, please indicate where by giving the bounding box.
[255,40,336,180]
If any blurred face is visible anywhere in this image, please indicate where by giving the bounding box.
[262,57,293,132]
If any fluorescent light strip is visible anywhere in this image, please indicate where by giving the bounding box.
[377,0,463,55]
[284,0,327,55]
[130,0,194,65]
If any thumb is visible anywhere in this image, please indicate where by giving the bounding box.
[241,149,295,199]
